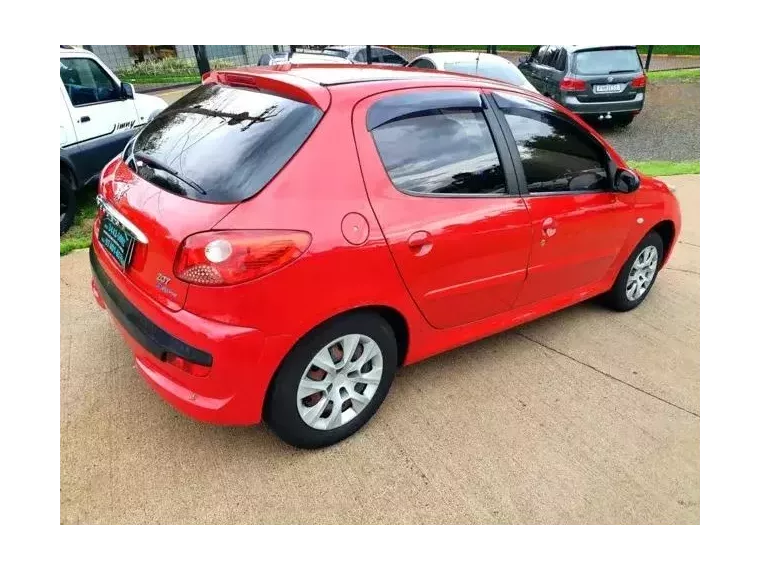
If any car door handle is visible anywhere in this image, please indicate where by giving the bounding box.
[80,116,90,123]
[407,231,433,256]
[542,218,557,237]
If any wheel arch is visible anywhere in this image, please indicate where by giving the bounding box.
[262,304,411,413]
[650,219,676,266]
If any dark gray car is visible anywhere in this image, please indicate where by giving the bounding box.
[518,45,646,126]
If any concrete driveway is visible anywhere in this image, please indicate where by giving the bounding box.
[60,175,699,524]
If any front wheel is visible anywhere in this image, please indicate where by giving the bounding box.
[265,312,398,449]
[604,232,664,311]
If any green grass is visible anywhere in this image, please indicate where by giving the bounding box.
[629,161,700,176]
[117,73,200,85]
[647,68,700,83]
[60,186,98,256]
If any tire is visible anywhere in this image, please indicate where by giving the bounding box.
[60,168,77,235]
[604,232,664,312]
[265,312,398,449]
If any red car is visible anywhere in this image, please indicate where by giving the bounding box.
[90,64,681,448]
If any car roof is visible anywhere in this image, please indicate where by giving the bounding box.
[561,44,637,53]
[60,45,92,57]
[414,52,517,67]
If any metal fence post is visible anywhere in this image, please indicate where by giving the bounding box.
[273,45,280,52]
[367,45,373,64]
[193,45,211,75]
[428,45,434,53]
[645,45,654,71]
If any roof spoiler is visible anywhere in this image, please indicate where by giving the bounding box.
[203,69,331,111]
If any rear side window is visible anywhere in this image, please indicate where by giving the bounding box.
[411,58,435,69]
[130,83,323,203]
[370,106,506,196]
[574,48,642,75]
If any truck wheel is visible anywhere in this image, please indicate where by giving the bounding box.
[60,168,77,235]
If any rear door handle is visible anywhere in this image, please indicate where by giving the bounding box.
[407,231,432,256]
[80,116,90,123]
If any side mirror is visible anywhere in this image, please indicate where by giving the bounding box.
[519,56,529,64]
[614,167,640,193]
[121,82,135,99]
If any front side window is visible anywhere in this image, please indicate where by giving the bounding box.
[370,105,506,196]
[500,102,608,193]
[60,57,120,106]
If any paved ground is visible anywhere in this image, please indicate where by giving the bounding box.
[60,175,699,524]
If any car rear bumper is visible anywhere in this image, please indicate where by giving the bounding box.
[89,243,291,425]
[560,92,645,115]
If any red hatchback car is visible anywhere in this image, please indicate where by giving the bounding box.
[90,64,681,448]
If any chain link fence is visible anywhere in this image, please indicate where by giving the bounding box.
[81,45,699,92]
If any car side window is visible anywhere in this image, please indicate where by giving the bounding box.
[354,49,366,62]
[370,99,506,196]
[497,97,609,193]
[544,46,558,69]
[383,51,407,65]
[529,46,541,62]
[536,46,548,65]
[555,49,567,72]
[60,57,121,107]
[411,58,436,69]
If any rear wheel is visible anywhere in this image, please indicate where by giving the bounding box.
[60,168,77,235]
[265,312,398,449]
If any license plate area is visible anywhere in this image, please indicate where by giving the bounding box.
[593,83,625,94]
[98,213,136,269]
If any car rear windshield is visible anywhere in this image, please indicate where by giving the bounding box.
[443,60,531,88]
[573,48,642,75]
[130,83,323,203]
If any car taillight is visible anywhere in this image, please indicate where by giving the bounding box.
[631,75,647,88]
[559,78,587,92]
[174,230,312,286]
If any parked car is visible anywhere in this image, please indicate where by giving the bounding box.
[325,45,408,65]
[518,44,647,125]
[90,64,680,449]
[60,46,167,234]
[259,46,408,67]
[408,51,538,92]
[258,50,352,66]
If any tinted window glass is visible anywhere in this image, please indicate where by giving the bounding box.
[60,58,120,106]
[354,49,366,62]
[371,108,506,196]
[536,46,548,64]
[383,52,407,65]
[444,59,532,88]
[411,58,435,69]
[131,83,323,203]
[574,48,642,75]
[544,46,558,68]
[503,108,608,193]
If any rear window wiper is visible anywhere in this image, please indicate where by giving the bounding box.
[133,152,207,195]
[608,69,638,74]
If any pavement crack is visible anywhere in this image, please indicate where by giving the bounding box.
[665,267,700,275]
[677,241,700,248]
[515,331,700,418]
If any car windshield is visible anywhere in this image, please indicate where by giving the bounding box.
[131,83,323,203]
[443,59,531,87]
[574,48,642,75]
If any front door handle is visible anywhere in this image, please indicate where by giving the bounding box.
[542,217,557,237]
[80,116,90,123]
[407,231,432,256]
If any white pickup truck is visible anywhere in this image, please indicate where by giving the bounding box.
[60,46,167,233]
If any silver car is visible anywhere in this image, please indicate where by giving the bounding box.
[407,51,538,92]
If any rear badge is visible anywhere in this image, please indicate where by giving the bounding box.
[156,273,178,298]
